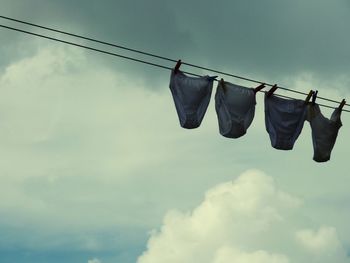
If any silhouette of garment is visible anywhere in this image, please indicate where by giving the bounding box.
[169,69,215,129]
[265,94,307,150]
[306,104,342,162]
[215,81,256,138]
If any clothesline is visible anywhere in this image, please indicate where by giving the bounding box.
[0,14,347,108]
[0,19,348,112]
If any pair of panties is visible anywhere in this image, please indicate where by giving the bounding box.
[215,81,256,138]
[265,94,307,150]
[307,104,342,162]
[169,70,215,129]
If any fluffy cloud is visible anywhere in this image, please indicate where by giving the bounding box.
[296,227,346,257]
[212,248,289,263]
[137,170,349,263]
[87,258,101,263]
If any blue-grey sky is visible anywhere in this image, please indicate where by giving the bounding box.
[0,1,349,263]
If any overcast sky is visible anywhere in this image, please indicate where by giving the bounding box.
[0,1,349,263]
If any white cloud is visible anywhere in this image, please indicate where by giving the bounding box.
[137,170,349,263]
[213,247,289,263]
[296,226,344,255]
[88,258,101,263]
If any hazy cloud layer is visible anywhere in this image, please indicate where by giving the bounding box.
[88,258,101,263]
[1,0,350,87]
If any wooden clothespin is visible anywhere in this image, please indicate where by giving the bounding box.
[338,99,346,111]
[174,59,182,74]
[304,90,314,104]
[254,83,265,94]
[266,84,278,97]
[312,90,318,105]
[220,78,226,92]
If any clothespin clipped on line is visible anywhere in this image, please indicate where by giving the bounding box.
[174,59,182,74]
[254,83,265,94]
[312,90,318,105]
[220,78,226,92]
[338,99,346,111]
[304,90,314,104]
[266,84,278,97]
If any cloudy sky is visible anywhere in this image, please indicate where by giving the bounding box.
[0,1,349,262]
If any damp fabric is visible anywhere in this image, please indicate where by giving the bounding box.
[169,69,215,129]
[265,94,307,150]
[215,81,256,138]
[306,103,342,162]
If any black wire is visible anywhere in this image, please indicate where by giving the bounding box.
[269,93,349,112]
[0,14,348,108]
[0,15,178,63]
[0,23,349,113]
[257,90,350,112]
[0,24,202,78]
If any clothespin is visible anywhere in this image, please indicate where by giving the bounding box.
[312,90,318,105]
[266,84,278,97]
[174,59,182,74]
[304,90,314,104]
[254,83,265,94]
[338,99,346,111]
[220,78,226,92]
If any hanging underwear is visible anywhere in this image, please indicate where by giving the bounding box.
[169,69,215,129]
[307,103,342,162]
[215,81,256,138]
[265,94,307,150]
